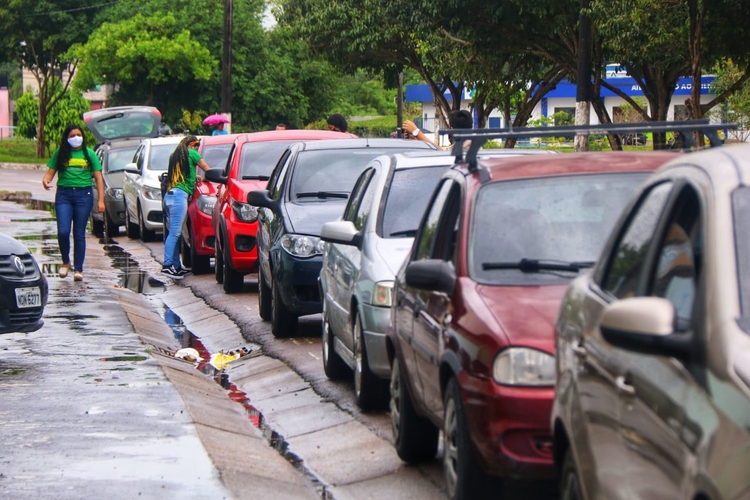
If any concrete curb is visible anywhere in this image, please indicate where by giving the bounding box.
[0,162,47,170]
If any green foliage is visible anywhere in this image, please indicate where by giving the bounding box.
[710,59,750,142]
[0,138,45,164]
[15,93,38,139]
[179,110,209,136]
[44,87,96,154]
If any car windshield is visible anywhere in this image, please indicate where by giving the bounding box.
[290,149,405,200]
[380,166,448,238]
[106,146,139,173]
[239,141,298,179]
[147,143,177,171]
[469,172,648,285]
[201,144,233,170]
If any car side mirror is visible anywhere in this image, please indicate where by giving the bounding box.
[204,168,227,185]
[320,221,363,248]
[600,297,692,359]
[247,189,278,212]
[124,162,139,175]
[405,259,455,296]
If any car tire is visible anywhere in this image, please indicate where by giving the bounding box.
[443,377,490,500]
[390,356,439,463]
[354,312,389,411]
[125,202,140,239]
[104,210,119,237]
[214,242,224,284]
[138,204,155,242]
[322,300,348,379]
[560,448,584,500]
[271,280,298,337]
[188,226,210,274]
[222,246,244,293]
[258,271,273,321]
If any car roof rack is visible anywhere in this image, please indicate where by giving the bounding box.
[440,119,737,173]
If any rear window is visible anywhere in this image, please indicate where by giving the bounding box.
[239,141,298,179]
[380,166,448,238]
[289,149,409,200]
[105,145,138,173]
[147,143,177,171]
[469,172,648,285]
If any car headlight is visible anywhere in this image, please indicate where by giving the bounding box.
[280,234,325,258]
[196,195,216,216]
[106,187,123,200]
[492,348,555,386]
[143,186,162,201]
[231,198,258,222]
[372,281,394,307]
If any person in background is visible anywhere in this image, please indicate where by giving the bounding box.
[212,122,228,136]
[326,114,348,133]
[42,124,105,282]
[276,123,287,130]
[402,109,473,149]
[161,135,211,279]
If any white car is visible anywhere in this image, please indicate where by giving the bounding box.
[123,136,183,241]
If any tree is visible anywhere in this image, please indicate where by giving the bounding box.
[0,0,103,157]
[710,60,750,142]
[72,14,215,111]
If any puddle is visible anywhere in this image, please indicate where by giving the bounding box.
[2,368,26,376]
[100,355,148,362]
[104,244,165,295]
[27,199,55,213]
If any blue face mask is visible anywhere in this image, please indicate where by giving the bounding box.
[67,136,83,148]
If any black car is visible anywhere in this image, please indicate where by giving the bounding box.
[248,138,437,338]
[0,232,48,334]
[83,106,162,237]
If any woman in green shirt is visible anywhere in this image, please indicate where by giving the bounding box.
[42,124,105,282]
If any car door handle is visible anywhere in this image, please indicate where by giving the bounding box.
[615,376,636,397]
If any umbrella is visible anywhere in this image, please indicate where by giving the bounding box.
[202,114,230,126]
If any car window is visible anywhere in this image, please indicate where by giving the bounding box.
[268,151,292,200]
[288,149,398,199]
[147,143,176,171]
[106,146,139,173]
[240,141,298,179]
[343,167,375,224]
[468,173,652,286]
[648,186,702,329]
[380,166,447,239]
[413,180,455,261]
[602,182,674,299]
[134,145,145,170]
[201,144,233,170]
[353,173,377,231]
[734,187,750,330]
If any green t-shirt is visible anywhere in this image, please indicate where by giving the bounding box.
[171,149,202,195]
[47,148,103,188]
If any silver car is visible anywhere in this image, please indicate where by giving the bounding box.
[552,144,750,500]
[123,136,183,242]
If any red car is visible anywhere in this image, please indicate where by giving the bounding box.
[180,133,242,274]
[204,129,355,293]
[387,149,674,499]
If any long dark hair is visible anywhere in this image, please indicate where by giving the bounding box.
[55,124,92,173]
[167,135,199,188]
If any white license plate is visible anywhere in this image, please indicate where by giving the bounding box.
[15,287,41,308]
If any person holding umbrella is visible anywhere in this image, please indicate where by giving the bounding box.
[203,114,230,135]
[213,122,228,136]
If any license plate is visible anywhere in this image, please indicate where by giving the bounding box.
[15,287,41,308]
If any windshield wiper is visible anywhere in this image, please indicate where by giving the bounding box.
[242,175,270,180]
[389,229,417,237]
[296,191,349,199]
[481,258,595,273]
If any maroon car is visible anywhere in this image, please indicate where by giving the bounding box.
[387,151,674,499]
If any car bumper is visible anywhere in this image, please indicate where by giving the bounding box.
[105,198,126,224]
[460,373,556,479]
[274,252,323,316]
[0,276,48,334]
[140,197,163,231]
[225,218,258,273]
[360,302,391,379]
[191,209,216,257]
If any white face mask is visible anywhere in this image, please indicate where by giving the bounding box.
[67,136,83,148]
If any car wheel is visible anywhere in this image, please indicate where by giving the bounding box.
[443,377,489,500]
[125,202,140,239]
[258,271,273,321]
[222,246,244,293]
[138,204,155,242]
[322,300,348,379]
[188,225,210,274]
[104,210,119,237]
[561,448,584,500]
[390,356,439,463]
[91,215,104,237]
[271,280,298,337]
[214,242,224,284]
[354,312,389,411]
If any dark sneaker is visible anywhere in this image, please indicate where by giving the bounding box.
[161,266,184,280]
[174,268,192,278]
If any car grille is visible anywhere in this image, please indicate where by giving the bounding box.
[0,254,38,279]
[8,308,43,326]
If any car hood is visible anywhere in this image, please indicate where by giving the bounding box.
[475,284,569,353]
[375,238,413,276]
[230,179,267,204]
[0,232,31,255]
[285,201,348,236]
